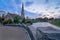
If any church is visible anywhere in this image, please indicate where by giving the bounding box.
[21,3,25,20]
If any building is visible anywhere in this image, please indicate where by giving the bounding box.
[0,3,25,21]
[21,3,25,20]
[4,12,21,20]
[0,11,7,17]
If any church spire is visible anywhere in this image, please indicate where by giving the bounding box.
[21,3,25,19]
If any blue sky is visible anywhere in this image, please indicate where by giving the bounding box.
[0,0,60,18]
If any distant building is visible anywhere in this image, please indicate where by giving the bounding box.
[0,3,25,21]
[0,11,7,17]
[4,12,20,21]
[21,3,25,20]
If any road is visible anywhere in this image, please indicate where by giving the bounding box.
[28,22,60,40]
[0,25,31,40]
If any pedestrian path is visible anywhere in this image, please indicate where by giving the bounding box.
[0,25,31,40]
[31,22,60,30]
[28,22,60,40]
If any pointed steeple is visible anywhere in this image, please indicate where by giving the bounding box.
[21,3,25,19]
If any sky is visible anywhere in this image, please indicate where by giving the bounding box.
[0,0,60,18]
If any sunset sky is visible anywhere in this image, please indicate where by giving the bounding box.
[0,0,60,18]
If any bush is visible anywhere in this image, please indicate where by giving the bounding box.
[2,20,8,25]
[14,16,20,23]
[8,19,13,24]
[2,19,13,25]
[22,19,32,24]
[22,18,25,23]
[0,17,4,23]
[50,20,60,27]
[0,18,2,23]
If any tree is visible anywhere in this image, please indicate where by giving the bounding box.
[44,17,48,22]
[14,16,20,23]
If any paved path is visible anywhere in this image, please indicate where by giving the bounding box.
[0,25,31,40]
[31,22,60,30]
[28,22,60,40]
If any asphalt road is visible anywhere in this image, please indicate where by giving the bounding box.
[0,25,31,40]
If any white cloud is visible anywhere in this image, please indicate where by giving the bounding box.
[8,0,60,18]
[23,0,60,18]
[4,0,60,18]
[4,0,19,14]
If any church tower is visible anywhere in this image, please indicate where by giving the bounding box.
[21,3,25,19]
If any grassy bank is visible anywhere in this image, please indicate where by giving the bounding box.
[50,20,60,27]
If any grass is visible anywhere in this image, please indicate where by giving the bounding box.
[50,20,60,27]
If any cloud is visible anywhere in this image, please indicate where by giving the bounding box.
[0,0,20,14]
[25,1,33,6]
[23,0,60,18]
[14,0,21,4]
[0,0,60,18]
